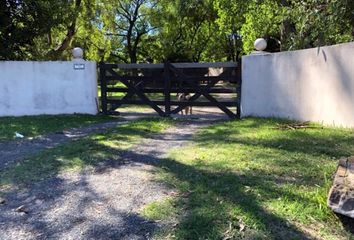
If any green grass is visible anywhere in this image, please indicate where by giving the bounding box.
[143,118,354,240]
[0,118,174,188]
[141,197,178,221]
[0,114,117,141]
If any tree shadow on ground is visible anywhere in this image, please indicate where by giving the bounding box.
[0,163,161,239]
[0,119,174,239]
[1,118,352,239]
[0,136,313,239]
[118,150,319,239]
[108,124,320,237]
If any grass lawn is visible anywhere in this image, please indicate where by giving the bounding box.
[0,114,117,141]
[141,118,354,239]
[0,118,174,189]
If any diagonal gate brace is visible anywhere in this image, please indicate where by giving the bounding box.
[168,64,237,118]
[107,69,166,117]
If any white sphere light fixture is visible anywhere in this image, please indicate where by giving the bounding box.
[72,47,84,59]
[254,38,267,51]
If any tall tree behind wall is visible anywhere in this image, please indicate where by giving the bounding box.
[33,0,99,60]
[152,0,225,62]
[213,0,248,60]
[0,0,69,60]
[284,0,354,50]
[0,0,99,60]
[240,0,354,54]
[99,0,157,63]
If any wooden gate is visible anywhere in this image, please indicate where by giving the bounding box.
[99,62,241,118]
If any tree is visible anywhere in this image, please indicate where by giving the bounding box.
[284,0,354,50]
[213,0,248,59]
[0,0,65,60]
[2,0,354,61]
[152,0,224,62]
[101,0,157,63]
[240,0,354,53]
[34,0,98,60]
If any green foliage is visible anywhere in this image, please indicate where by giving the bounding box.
[0,0,67,60]
[98,0,158,63]
[284,0,354,50]
[0,0,99,60]
[1,0,354,61]
[152,0,223,62]
[241,0,284,53]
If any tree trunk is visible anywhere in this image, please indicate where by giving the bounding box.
[279,0,296,51]
[53,0,82,54]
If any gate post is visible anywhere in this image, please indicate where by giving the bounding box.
[236,59,242,118]
[164,61,171,117]
[99,62,108,115]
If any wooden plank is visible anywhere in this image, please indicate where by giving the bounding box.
[236,75,242,118]
[105,75,163,82]
[105,75,235,83]
[101,62,237,69]
[99,64,108,114]
[236,61,242,118]
[171,62,237,69]
[164,62,171,116]
[171,76,236,82]
[99,63,116,70]
[106,99,238,107]
[105,63,164,69]
[106,87,237,94]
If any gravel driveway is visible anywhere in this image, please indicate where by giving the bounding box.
[0,113,225,239]
[0,121,126,171]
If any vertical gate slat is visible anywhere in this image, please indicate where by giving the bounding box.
[164,62,171,117]
[236,59,242,118]
[99,63,108,114]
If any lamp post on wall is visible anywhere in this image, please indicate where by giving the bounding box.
[72,47,84,61]
[254,38,267,51]
[251,38,270,55]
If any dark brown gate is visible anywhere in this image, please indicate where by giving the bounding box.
[99,62,241,118]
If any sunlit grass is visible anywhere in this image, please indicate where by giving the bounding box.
[0,118,174,188]
[0,114,117,141]
[146,118,354,239]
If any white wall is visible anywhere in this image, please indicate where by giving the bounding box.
[0,61,98,116]
[241,42,354,128]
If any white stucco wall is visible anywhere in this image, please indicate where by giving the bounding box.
[0,61,98,116]
[241,42,354,128]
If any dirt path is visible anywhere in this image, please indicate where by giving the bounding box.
[0,110,228,171]
[0,118,222,240]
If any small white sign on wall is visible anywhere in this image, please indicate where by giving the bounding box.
[74,63,85,70]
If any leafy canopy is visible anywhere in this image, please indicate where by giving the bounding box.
[1,0,354,61]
